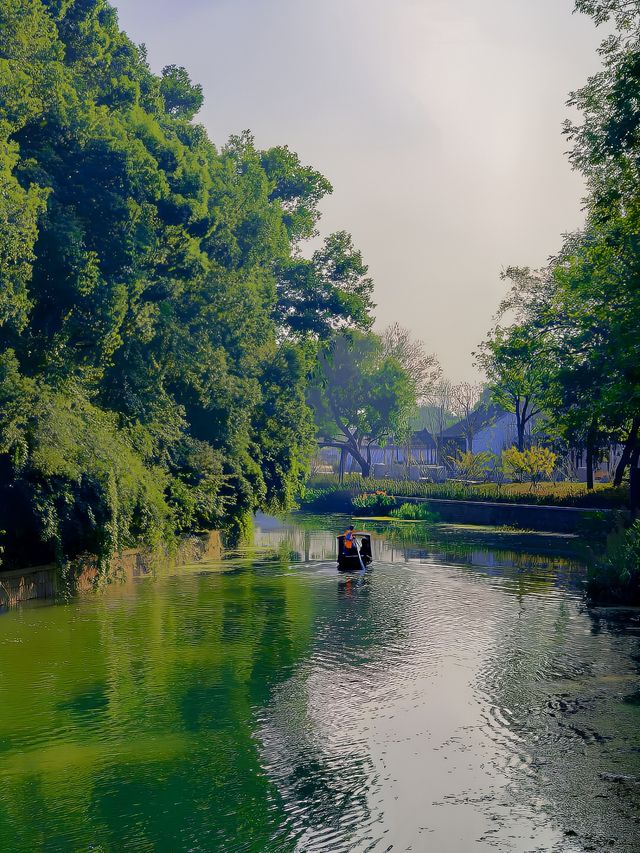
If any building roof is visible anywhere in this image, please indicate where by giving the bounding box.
[440,404,508,439]
[410,428,437,449]
[360,429,437,450]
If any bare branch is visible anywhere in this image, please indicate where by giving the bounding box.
[381,323,441,403]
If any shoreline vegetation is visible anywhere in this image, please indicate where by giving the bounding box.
[1,1,640,606]
[0,0,374,572]
[301,475,630,510]
[300,478,640,605]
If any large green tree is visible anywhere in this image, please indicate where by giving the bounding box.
[309,332,417,478]
[0,0,374,566]
[476,323,545,453]
[477,1,640,489]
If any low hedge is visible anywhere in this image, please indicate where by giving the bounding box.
[390,502,440,523]
[302,476,629,510]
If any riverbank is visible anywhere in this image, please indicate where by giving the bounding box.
[301,487,616,533]
[388,495,609,533]
[0,531,222,610]
[305,476,629,508]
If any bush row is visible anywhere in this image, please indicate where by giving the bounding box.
[303,476,629,509]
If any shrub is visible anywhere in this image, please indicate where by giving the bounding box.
[0,388,174,571]
[390,502,440,523]
[448,450,496,483]
[302,474,628,509]
[352,491,397,515]
[502,446,557,488]
[587,519,640,605]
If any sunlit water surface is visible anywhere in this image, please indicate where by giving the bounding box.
[1,514,639,852]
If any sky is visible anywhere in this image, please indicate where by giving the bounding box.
[113,0,604,381]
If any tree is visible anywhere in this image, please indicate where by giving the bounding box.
[513,221,640,485]
[574,0,640,31]
[309,332,416,478]
[563,1,640,485]
[381,323,441,403]
[422,380,455,464]
[275,231,375,340]
[260,145,333,245]
[502,446,557,489]
[451,382,484,452]
[160,65,204,119]
[448,450,495,483]
[476,325,544,452]
[0,0,375,566]
[474,1,640,512]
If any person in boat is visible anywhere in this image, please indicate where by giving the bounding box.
[344,526,356,551]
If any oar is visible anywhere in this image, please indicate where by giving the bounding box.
[354,535,366,573]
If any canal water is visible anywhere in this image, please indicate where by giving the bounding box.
[0,514,639,852]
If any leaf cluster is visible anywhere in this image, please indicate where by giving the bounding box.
[0,0,374,566]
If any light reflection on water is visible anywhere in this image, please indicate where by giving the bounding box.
[0,513,639,852]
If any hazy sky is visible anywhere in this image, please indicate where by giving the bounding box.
[114,0,603,381]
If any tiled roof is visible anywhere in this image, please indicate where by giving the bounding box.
[440,404,509,438]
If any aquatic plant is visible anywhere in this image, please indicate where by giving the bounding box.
[587,519,640,605]
[390,503,440,523]
[352,491,397,515]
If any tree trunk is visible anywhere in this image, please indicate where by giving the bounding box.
[349,441,371,478]
[613,417,640,487]
[586,418,597,491]
[515,398,525,452]
[630,445,640,513]
[586,444,594,491]
[338,447,345,484]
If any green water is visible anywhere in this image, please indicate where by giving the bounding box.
[1,514,639,852]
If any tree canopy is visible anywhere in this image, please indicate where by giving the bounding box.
[0,0,374,566]
[309,332,417,478]
[477,0,640,486]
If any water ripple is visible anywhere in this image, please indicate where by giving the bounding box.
[0,517,638,852]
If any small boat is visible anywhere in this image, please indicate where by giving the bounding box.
[336,533,373,572]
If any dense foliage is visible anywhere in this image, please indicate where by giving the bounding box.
[309,331,417,477]
[588,519,640,604]
[478,1,640,491]
[0,0,373,566]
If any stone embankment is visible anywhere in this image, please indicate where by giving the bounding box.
[0,531,222,609]
[396,496,605,533]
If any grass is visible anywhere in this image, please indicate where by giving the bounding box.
[303,475,629,509]
[390,502,440,523]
